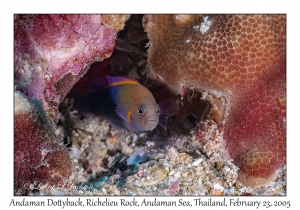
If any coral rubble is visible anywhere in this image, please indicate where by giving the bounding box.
[143,14,286,186]
[30,113,286,196]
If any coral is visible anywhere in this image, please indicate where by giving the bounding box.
[16,14,286,196]
[14,15,129,194]
[143,14,286,186]
[14,91,72,195]
[14,14,129,123]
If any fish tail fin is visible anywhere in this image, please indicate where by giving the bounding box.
[158,98,178,130]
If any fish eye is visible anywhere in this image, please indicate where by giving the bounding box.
[138,107,145,116]
[156,108,160,115]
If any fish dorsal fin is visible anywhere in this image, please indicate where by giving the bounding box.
[105,76,138,88]
[91,76,139,91]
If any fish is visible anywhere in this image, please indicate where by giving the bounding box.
[89,76,177,132]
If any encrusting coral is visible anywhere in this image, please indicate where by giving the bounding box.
[14,14,129,123]
[143,14,286,186]
[14,91,72,195]
[14,14,129,194]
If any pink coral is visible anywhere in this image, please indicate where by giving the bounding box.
[14,14,129,194]
[14,14,129,121]
[143,14,286,186]
[14,91,72,194]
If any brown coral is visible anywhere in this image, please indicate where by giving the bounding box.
[14,91,72,194]
[143,14,286,186]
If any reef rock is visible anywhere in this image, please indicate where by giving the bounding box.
[14,14,129,194]
[14,91,72,195]
[143,14,286,186]
[14,14,129,122]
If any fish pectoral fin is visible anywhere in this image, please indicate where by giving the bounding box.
[108,120,123,130]
[128,124,134,134]
[115,105,129,122]
[115,105,133,132]
[126,110,134,133]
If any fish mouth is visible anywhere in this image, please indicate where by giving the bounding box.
[146,119,158,131]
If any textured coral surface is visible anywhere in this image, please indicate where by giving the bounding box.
[143,14,286,186]
[14,14,129,122]
[14,91,72,194]
[14,14,129,194]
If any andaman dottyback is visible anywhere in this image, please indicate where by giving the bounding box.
[85,76,177,132]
